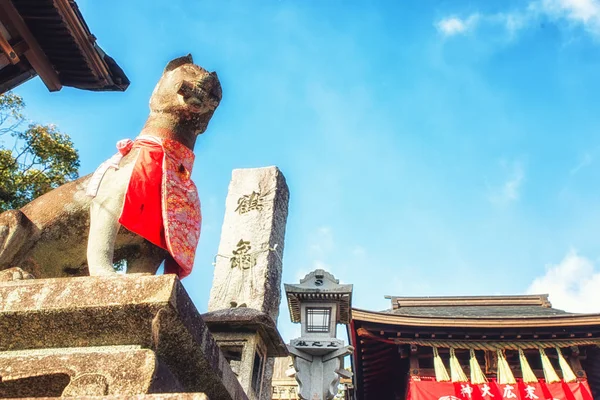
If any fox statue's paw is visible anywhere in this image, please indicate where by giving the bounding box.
[0,267,34,282]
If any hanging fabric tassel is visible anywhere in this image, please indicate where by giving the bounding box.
[497,349,516,384]
[470,349,488,384]
[519,349,538,383]
[556,347,577,383]
[450,348,469,382]
[539,348,560,383]
[433,347,450,382]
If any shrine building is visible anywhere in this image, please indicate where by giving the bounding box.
[348,294,600,400]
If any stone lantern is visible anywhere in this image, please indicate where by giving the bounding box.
[284,269,354,400]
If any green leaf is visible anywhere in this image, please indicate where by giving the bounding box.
[0,92,80,212]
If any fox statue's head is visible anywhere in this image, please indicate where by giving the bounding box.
[149,54,222,136]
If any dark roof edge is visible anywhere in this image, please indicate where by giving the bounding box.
[351,307,600,328]
[384,294,552,310]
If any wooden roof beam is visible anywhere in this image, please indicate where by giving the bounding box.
[0,29,18,64]
[362,348,394,361]
[0,0,61,91]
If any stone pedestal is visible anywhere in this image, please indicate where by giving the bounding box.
[288,346,353,400]
[0,274,248,400]
[203,308,288,400]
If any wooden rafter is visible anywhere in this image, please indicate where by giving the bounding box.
[0,30,18,64]
[52,0,108,84]
[0,0,61,91]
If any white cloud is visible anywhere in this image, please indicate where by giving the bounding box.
[487,160,525,205]
[351,245,367,257]
[527,249,600,313]
[308,225,334,255]
[570,152,593,174]
[534,0,600,23]
[436,15,479,36]
[439,0,600,40]
[498,12,531,36]
[530,0,600,37]
[300,226,339,281]
[503,165,524,201]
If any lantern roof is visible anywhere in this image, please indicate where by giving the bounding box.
[284,269,353,325]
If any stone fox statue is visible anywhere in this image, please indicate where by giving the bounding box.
[0,55,222,279]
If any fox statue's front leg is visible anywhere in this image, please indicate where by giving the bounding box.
[87,149,138,276]
[87,148,169,276]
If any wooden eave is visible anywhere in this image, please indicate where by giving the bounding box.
[352,308,600,329]
[0,0,128,93]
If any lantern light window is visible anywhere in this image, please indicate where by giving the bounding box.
[306,307,331,333]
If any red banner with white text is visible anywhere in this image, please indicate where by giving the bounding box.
[407,377,593,400]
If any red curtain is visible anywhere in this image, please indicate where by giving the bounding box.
[407,378,593,400]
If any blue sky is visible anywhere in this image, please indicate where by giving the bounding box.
[11,0,600,341]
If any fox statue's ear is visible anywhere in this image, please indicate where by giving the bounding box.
[164,54,194,73]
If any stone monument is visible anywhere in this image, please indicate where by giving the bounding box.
[205,166,290,400]
[208,166,289,319]
[284,270,354,400]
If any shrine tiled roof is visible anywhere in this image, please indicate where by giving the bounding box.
[383,304,573,318]
[382,294,577,319]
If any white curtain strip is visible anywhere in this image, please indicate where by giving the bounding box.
[497,349,517,384]
[539,348,561,383]
[433,347,451,382]
[518,349,538,383]
[556,347,577,383]
[450,348,469,382]
[427,346,581,385]
[469,349,488,384]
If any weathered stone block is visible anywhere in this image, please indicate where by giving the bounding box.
[0,274,248,400]
[0,346,178,398]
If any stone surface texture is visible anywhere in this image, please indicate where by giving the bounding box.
[208,166,289,322]
[7,395,208,400]
[209,331,264,399]
[202,308,287,357]
[0,346,172,397]
[0,274,248,400]
[291,354,344,400]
